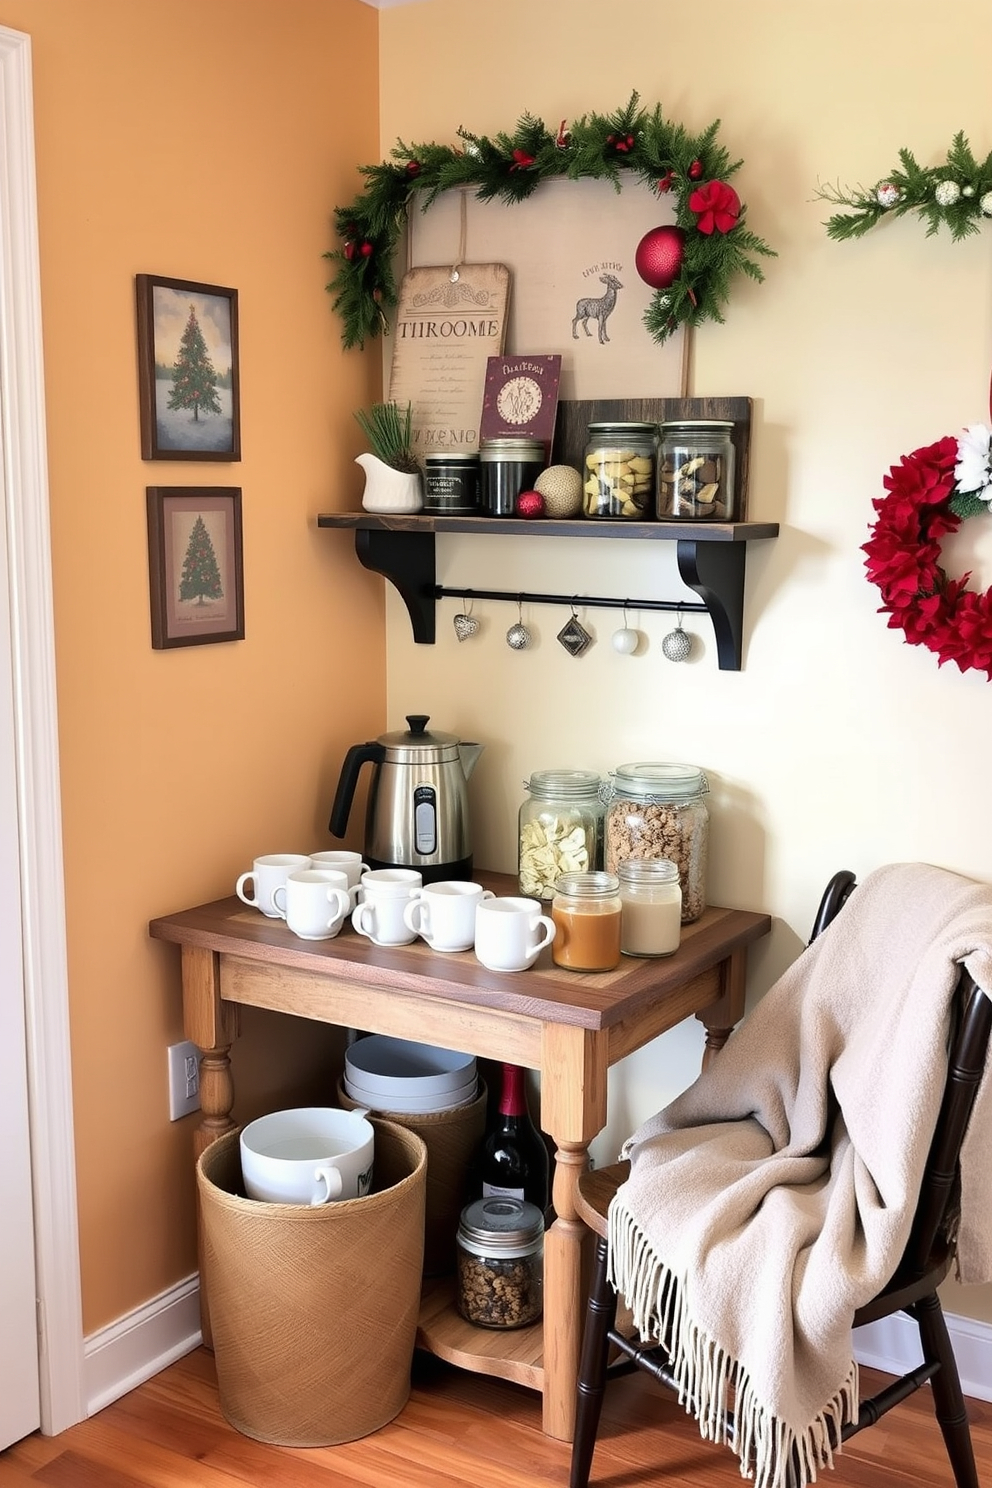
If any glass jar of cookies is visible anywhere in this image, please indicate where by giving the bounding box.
[603,763,709,923]
[583,422,657,520]
[657,420,735,521]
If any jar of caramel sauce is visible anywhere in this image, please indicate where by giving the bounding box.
[550,871,622,972]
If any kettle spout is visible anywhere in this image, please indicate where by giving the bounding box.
[459,741,483,780]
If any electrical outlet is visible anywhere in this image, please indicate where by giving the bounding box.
[167,1040,201,1121]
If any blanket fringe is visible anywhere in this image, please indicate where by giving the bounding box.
[608,1199,859,1488]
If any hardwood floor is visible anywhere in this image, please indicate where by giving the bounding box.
[1,1347,989,1486]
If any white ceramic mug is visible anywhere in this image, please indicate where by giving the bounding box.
[236,854,311,918]
[403,880,496,952]
[308,850,371,890]
[240,1106,374,1205]
[474,896,557,972]
[351,868,423,947]
[272,869,352,940]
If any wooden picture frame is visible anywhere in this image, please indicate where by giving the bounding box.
[136,274,241,461]
[146,487,244,649]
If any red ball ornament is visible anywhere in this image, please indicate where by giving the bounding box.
[634,226,686,290]
[515,490,545,519]
[359,241,374,258]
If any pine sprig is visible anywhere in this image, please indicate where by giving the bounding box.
[817,132,992,244]
[324,92,775,349]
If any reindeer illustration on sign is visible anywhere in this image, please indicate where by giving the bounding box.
[572,273,623,344]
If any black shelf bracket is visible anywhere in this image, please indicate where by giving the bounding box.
[354,528,436,643]
[676,539,746,671]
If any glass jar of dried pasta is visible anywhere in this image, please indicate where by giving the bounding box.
[603,763,709,923]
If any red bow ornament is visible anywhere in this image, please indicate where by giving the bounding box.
[688,180,741,234]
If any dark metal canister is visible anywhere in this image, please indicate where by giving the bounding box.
[479,438,545,517]
[423,452,481,514]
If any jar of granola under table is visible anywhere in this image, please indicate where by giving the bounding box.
[603,763,709,923]
[456,1196,544,1330]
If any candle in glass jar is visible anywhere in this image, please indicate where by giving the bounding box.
[618,858,682,957]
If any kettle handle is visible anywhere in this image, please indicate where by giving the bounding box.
[328,741,385,838]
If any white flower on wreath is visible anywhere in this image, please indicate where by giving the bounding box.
[955,423,992,506]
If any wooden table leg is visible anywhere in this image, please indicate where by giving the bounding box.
[180,944,240,1346]
[695,946,747,1068]
[539,1025,609,1442]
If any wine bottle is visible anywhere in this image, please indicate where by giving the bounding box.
[480,1063,550,1213]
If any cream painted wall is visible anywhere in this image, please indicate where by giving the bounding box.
[0,0,386,1332]
[376,0,992,1324]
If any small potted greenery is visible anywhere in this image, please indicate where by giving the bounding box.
[354,400,423,512]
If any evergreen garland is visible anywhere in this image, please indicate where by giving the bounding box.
[817,132,992,242]
[325,93,774,351]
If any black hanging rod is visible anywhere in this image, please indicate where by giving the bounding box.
[434,586,707,615]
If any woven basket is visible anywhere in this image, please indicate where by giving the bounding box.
[196,1117,426,1446]
[337,1074,486,1277]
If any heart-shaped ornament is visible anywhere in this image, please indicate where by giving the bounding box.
[453,612,480,642]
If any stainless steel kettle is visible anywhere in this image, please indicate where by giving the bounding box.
[328,714,483,882]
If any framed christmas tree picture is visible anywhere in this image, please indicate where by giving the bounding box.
[136,274,241,460]
[146,487,244,648]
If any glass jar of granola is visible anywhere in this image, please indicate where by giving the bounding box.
[603,763,709,923]
[517,769,604,901]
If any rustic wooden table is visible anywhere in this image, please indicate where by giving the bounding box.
[149,870,770,1443]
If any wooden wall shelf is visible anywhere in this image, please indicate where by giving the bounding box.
[316,512,778,671]
[318,396,778,671]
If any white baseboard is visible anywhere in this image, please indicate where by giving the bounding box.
[80,1274,990,1421]
[855,1309,992,1403]
[83,1275,201,1416]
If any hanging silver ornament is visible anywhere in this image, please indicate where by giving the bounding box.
[557,605,592,657]
[506,600,531,650]
[662,614,692,663]
[453,602,480,642]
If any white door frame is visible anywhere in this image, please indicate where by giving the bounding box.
[0,23,85,1435]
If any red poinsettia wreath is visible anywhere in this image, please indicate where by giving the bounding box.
[863,423,992,677]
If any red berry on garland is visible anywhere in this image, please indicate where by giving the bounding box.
[688,159,703,179]
[515,490,545,519]
[405,160,421,177]
[343,241,357,262]
[635,225,686,289]
[359,241,374,258]
[656,171,676,193]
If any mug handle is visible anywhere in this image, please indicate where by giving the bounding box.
[479,889,496,902]
[351,903,373,938]
[532,914,557,952]
[311,1165,344,1206]
[271,885,288,918]
[235,872,256,906]
[326,887,351,925]
[403,898,428,935]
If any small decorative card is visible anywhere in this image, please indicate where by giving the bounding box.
[479,353,562,456]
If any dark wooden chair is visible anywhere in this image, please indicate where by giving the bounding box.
[570,869,992,1488]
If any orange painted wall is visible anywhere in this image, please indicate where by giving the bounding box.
[0,0,386,1331]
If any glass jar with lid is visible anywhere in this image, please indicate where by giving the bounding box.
[456,1196,544,1329]
[518,769,604,901]
[583,422,658,520]
[657,420,735,521]
[603,763,709,923]
[619,858,682,957]
[550,870,622,972]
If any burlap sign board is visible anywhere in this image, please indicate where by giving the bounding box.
[387,263,510,456]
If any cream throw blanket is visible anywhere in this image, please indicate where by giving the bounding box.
[608,863,992,1488]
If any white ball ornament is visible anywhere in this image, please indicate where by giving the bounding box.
[935,179,961,207]
[611,627,639,655]
[982,191,992,217]
[875,182,901,208]
[962,184,976,197]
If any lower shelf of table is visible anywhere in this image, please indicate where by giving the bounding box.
[416,1276,544,1392]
